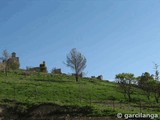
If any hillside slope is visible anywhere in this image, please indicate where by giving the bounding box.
[0,71,159,120]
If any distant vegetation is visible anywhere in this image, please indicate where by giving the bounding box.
[0,49,160,119]
[115,63,160,104]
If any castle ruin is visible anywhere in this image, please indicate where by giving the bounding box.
[7,52,20,70]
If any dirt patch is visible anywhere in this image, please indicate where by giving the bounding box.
[23,103,93,120]
[0,101,123,120]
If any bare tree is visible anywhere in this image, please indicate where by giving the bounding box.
[153,63,160,103]
[154,63,159,81]
[65,48,87,82]
[0,50,10,76]
[0,62,5,71]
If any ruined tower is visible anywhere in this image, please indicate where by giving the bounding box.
[39,61,47,72]
[8,52,20,70]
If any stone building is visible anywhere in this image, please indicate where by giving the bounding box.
[39,61,47,72]
[91,75,103,80]
[91,76,96,78]
[97,75,103,80]
[11,52,19,61]
[7,52,20,70]
[52,68,62,74]
[26,67,40,72]
[27,61,47,73]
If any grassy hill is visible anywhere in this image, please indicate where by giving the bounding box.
[0,70,159,119]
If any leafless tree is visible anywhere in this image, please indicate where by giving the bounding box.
[65,48,87,82]
[153,63,159,81]
[0,50,10,76]
[153,63,160,103]
[0,62,5,71]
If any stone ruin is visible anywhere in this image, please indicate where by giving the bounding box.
[39,61,47,72]
[91,75,103,80]
[7,52,20,70]
[52,68,62,74]
[26,61,47,73]
[10,52,19,62]
[97,75,103,80]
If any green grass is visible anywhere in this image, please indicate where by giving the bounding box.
[0,70,160,118]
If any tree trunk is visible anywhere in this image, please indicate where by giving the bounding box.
[147,96,150,101]
[155,97,159,103]
[112,100,115,110]
[75,73,79,82]
[123,93,126,100]
[147,93,150,101]
[5,65,8,76]
[139,101,142,113]
[155,92,160,103]
[155,95,159,103]
[127,93,131,102]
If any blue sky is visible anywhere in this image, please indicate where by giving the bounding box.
[1,0,160,80]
